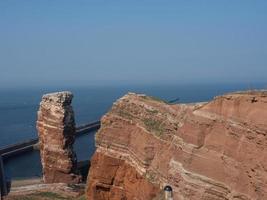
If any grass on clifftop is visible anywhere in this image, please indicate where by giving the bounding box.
[6,192,86,200]
[140,95,168,104]
[143,118,164,137]
[115,109,134,120]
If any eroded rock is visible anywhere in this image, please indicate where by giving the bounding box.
[37,91,81,184]
[86,91,267,200]
[86,152,160,200]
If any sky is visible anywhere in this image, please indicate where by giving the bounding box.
[0,0,267,87]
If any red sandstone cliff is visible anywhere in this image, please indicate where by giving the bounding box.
[86,91,267,200]
[37,91,81,184]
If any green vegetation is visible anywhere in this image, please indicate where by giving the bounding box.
[141,95,168,104]
[36,192,67,199]
[76,196,86,200]
[143,118,164,137]
[115,109,134,120]
[10,196,35,200]
[145,170,157,183]
[8,193,86,200]
[146,109,159,114]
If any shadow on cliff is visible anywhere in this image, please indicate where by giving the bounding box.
[77,160,91,182]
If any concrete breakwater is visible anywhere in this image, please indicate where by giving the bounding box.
[0,120,100,199]
[0,121,100,159]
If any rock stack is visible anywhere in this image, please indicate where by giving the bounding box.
[37,91,81,184]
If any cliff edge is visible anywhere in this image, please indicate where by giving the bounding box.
[86,91,267,200]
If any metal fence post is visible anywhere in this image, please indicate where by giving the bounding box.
[0,155,7,199]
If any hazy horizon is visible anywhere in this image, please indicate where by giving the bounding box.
[1,1,267,88]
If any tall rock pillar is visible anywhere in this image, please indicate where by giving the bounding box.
[37,91,81,184]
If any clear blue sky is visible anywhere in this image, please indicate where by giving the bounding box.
[0,0,266,87]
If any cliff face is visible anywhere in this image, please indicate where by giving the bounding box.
[87,152,160,200]
[86,91,267,200]
[37,91,81,184]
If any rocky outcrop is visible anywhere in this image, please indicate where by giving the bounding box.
[86,152,160,200]
[37,91,81,184]
[86,91,267,200]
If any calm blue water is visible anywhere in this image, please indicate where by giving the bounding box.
[0,83,265,179]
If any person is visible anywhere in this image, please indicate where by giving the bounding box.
[164,185,173,200]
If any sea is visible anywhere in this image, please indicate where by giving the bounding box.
[0,83,266,179]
